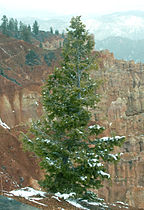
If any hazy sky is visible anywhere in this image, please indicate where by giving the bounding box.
[1,0,144,18]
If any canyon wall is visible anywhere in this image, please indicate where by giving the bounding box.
[0,46,144,208]
[94,50,144,209]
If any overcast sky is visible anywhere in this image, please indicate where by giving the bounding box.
[1,0,144,18]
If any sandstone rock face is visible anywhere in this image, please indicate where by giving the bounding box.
[0,126,43,191]
[0,43,144,208]
[94,51,144,208]
[0,77,43,128]
[0,34,52,192]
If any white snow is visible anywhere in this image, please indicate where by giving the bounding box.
[108,154,118,160]
[98,170,110,178]
[54,192,89,209]
[67,200,88,209]
[52,195,62,202]
[29,199,48,206]
[116,201,128,206]
[76,129,83,134]
[8,187,48,207]
[9,187,46,199]
[81,199,108,208]
[88,124,103,130]
[88,158,103,167]
[0,118,10,129]
[46,157,54,165]
[43,139,51,143]
[99,135,125,142]
[122,16,144,29]
[8,186,121,209]
[80,176,87,181]
[0,47,11,56]
[55,192,76,200]
[35,101,39,106]
[27,139,32,143]
[114,136,125,140]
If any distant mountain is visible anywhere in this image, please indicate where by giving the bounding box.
[95,37,144,62]
[16,11,144,62]
[86,10,144,40]
[18,11,144,40]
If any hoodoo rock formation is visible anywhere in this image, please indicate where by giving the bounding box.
[0,33,144,208]
[95,50,144,209]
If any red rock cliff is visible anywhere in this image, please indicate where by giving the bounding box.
[94,50,144,209]
[0,34,144,208]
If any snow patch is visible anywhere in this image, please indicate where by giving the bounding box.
[88,158,103,167]
[46,157,54,165]
[67,200,88,209]
[52,195,62,202]
[9,187,46,199]
[80,176,87,181]
[116,201,128,206]
[44,139,51,143]
[0,47,11,56]
[55,192,76,200]
[88,124,103,130]
[99,136,125,142]
[81,199,108,209]
[8,187,48,207]
[35,101,39,106]
[0,118,10,129]
[108,154,118,160]
[29,199,47,206]
[98,170,110,178]
[55,192,88,209]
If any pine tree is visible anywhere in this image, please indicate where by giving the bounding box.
[32,20,39,35]
[1,15,8,35]
[50,26,53,34]
[21,16,125,200]
[19,23,31,43]
[14,19,18,32]
[55,29,59,35]
[8,18,15,32]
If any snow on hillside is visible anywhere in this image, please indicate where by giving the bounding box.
[0,118,10,129]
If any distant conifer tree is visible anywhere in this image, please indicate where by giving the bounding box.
[19,23,31,43]
[55,29,59,35]
[32,20,39,35]
[1,15,8,35]
[50,26,53,34]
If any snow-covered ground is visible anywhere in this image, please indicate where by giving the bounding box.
[4,187,130,209]
[6,187,48,207]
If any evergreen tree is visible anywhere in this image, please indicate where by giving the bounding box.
[39,42,43,48]
[14,19,18,32]
[21,16,125,200]
[25,50,41,66]
[32,20,39,35]
[20,23,31,43]
[8,18,15,32]
[19,21,24,32]
[44,51,56,66]
[1,15,8,35]
[55,29,59,35]
[50,26,53,34]
[28,24,31,33]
